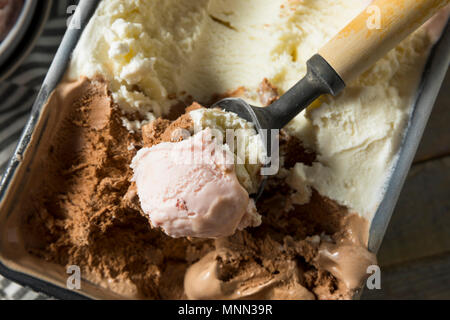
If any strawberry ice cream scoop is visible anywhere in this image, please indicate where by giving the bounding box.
[131,128,261,239]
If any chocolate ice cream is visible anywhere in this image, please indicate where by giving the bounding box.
[20,76,375,299]
[22,77,213,298]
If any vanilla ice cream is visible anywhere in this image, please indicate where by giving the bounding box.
[68,0,435,222]
[131,128,261,238]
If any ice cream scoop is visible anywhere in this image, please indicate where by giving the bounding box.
[213,0,448,195]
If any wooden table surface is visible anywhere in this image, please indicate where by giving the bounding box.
[362,70,450,300]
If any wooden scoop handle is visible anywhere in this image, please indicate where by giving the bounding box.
[319,0,449,84]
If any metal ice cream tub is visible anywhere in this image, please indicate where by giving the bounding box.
[0,0,448,300]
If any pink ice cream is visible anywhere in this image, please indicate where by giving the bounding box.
[131,128,261,239]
